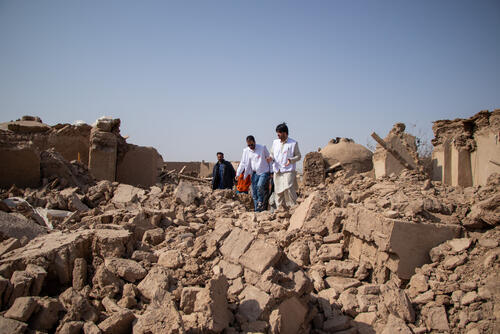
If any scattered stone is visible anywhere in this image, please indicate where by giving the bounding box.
[98,310,135,334]
[104,257,147,282]
[4,296,38,322]
[238,285,271,322]
[239,239,281,274]
[0,315,27,334]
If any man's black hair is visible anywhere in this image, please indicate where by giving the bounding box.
[246,135,255,142]
[217,152,224,156]
[275,122,288,134]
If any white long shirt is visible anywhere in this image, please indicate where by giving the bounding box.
[270,137,301,173]
[236,144,271,178]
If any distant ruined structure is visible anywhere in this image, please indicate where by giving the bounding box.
[431,110,500,186]
[0,116,163,188]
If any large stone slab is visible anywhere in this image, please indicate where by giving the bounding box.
[0,211,47,241]
[112,184,146,205]
[288,191,325,231]
[345,206,461,279]
[238,285,271,322]
[239,239,281,274]
[219,228,254,264]
[269,296,308,334]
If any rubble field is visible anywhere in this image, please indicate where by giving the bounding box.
[0,112,499,334]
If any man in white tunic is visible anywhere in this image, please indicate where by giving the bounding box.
[267,123,301,209]
[236,135,271,211]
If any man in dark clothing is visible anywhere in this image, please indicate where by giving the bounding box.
[212,152,236,190]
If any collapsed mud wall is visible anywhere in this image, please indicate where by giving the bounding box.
[0,116,164,189]
[0,117,91,189]
[432,109,500,186]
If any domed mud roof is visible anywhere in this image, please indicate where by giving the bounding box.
[320,138,373,173]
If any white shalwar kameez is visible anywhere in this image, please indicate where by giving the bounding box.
[270,137,301,208]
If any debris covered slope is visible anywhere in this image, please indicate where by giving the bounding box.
[0,168,498,334]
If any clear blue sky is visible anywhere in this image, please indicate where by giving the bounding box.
[1,1,499,162]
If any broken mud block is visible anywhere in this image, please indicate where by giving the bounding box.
[238,285,271,322]
[344,205,461,280]
[302,151,325,187]
[320,138,373,175]
[98,309,135,334]
[133,294,185,334]
[157,249,185,269]
[29,296,64,331]
[59,287,99,322]
[92,228,132,258]
[89,126,118,182]
[288,191,326,231]
[464,193,500,228]
[269,296,308,334]
[0,238,21,258]
[173,181,199,206]
[142,227,165,246]
[215,260,243,280]
[239,239,281,274]
[112,184,146,207]
[180,286,203,314]
[104,258,147,283]
[116,144,163,187]
[91,264,123,298]
[380,314,412,334]
[4,296,38,322]
[219,228,254,264]
[0,144,41,189]
[382,286,415,323]
[0,315,28,334]
[71,258,87,291]
[137,266,171,303]
[56,321,84,334]
[373,123,418,179]
[192,275,232,332]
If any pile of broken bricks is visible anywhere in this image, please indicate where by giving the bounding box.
[0,163,499,333]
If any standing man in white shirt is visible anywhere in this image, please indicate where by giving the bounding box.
[266,123,301,209]
[236,135,271,212]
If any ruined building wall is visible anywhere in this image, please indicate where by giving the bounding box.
[432,110,500,186]
[0,119,91,188]
[116,145,163,187]
[373,123,418,179]
[0,116,165,189]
